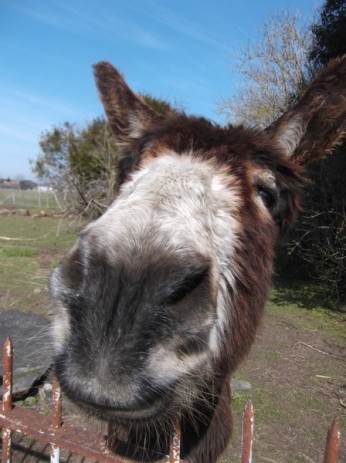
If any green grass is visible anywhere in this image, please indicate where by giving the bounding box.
[0,215,78,248]
[2,246,39,257]
[0,215,78,313]
[268,283,346,344]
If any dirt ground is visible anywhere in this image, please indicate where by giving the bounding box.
[223,292,346,463]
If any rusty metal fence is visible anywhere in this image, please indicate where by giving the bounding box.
[0,338,341,463]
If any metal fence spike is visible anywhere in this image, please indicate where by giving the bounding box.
[324,418,341,463]
[241,400,254,463]
[2,337,13,463]
[169,414,181,463]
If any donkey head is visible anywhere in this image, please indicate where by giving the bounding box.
[50,56,345,462]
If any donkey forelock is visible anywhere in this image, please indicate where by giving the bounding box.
[50,57,346,463]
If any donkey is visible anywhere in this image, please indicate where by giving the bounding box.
[49,56,346,463]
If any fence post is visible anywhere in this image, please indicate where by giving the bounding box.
[323,419,341,463]
[2,337,13,463]
[50,372,62,463]
[241,400,254,463]
[169,414,181,463]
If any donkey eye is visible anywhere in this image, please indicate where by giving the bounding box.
[257,186,277,210]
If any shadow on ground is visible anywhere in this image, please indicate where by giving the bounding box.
[271,277,345,311]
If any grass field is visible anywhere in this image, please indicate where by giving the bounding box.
[0,188,59,212]
[0,215,77,314]
[1,214,345,462]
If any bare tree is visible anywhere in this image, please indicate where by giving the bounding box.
[79,120,119,218]
[218,10,313,127]
[33,119,119,219]
[218,7,346,309]
[286,0,346,309]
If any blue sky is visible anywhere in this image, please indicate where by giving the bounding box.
[1,0,322,180]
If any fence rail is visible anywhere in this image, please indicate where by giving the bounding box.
[0,189,60,213]
[0,338,341,463]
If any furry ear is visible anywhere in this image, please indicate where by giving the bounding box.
[93,62,162,142]
[263,55,346,165]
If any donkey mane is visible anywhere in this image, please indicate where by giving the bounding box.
[50,56,346,463]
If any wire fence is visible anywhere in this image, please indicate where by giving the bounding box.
[0,189,60,213]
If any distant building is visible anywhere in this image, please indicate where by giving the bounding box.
[0,179,38,190]
[0,180,20,189]
[36,185,53,192]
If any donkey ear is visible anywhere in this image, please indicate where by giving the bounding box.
[93,62,162,142]
[263,55,346,165]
